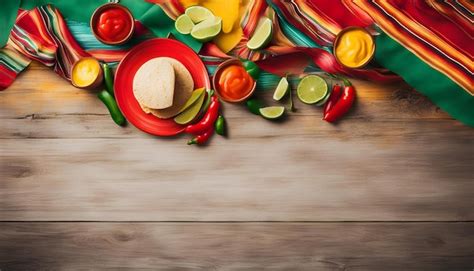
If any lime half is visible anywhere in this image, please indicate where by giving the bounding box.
[273,77,289,101]
[259,106,285,120]
[191,17,222,42]
[315,88,332,106]
[247,17,273,50]
[174,90,206,125]
[296,75,328,104]
[185,6,214,24]
[175,14,195,35]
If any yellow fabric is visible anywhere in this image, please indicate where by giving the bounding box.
[180,0,248,53]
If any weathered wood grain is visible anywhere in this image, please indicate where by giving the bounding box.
[1,64,473,222]
[0,63,449,120]
[1,57,473,270]
[0,222,473,270]
[1,136,473,221]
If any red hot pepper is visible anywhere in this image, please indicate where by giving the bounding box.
[185,95,220,135]
[323,84,342,116]
[187,128,214,145]
[323,79,356,123]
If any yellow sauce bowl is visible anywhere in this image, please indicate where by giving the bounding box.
[333,27,375,69]
[71,57,103,89]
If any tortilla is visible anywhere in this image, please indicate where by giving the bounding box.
[140,57,194,119]
[133,58,175,109]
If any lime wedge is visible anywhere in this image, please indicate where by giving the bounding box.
[273,77,289,101]
[191,17,222,42]
[175,14,195,35]
[177,87,206,114]
[185,6,214,24]
[259,106,285,120]
[174,90,206,125]
[247,17,273,50]
[296,75,328,104]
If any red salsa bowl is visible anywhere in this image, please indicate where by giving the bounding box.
[90,3,135,45]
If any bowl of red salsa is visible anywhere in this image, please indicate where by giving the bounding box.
[90,3,135,45]
[213,59,256,103]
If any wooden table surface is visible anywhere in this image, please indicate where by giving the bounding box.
[1,62,473,270]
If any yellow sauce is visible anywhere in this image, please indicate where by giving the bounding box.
[335,28,375,68]
[72,58,101,87]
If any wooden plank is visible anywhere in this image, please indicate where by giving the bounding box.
[1,136,473,221]
[0,113,471,139]
[0,222,472,270]
[1,63,450,121]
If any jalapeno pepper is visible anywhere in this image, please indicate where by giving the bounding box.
[196,89,214,120]
[187,127,214,145]
[323,84,342,115]
[215,115,225,136]
[98,89,126,126]
[246,98,264,115]
[323,78,355,123]
[103,63,114,97]
[242,59,261,80]
[185,95,220,135]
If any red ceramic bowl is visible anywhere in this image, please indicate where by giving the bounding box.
[114,38,211,137]
[90,3,135,45]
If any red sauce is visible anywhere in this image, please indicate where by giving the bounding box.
[217,65,254,101]
[95,7,133,42]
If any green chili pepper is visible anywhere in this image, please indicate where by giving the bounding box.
[197,89,215,120]
[98,89,126,126]
[246,98,264,115]
[242,59,261,80]
[215,115,225,136]
[103,63,114,97]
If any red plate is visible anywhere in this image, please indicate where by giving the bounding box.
[115,38,210,136]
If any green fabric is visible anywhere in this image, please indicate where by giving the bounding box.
[12,0,202,52]
[375,32,474,127]
[0,0,21,47]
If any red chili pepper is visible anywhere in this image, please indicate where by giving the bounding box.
[185,95,220,135]
[323,84,342,116]
[323,79,356,123]
[187,128,214,145]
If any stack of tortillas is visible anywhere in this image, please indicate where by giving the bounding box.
[133,57,194,119]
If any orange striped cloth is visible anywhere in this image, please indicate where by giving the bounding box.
[353,0,473,95]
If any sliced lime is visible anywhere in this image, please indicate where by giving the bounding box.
[296,75,328,104]
[247,17,273,50]
[273,77,289,101]
[259,106,285,120]
[177,87,206,114]
[185,6,214,24]
[191,17,222,42]
[315,88,332,106]
[175,14,195,35]
[174,90,206,125]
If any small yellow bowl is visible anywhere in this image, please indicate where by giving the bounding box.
[333,27,375,69]
[212,59,257,103]
[90,3,135,45]
[71,57,103,89]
